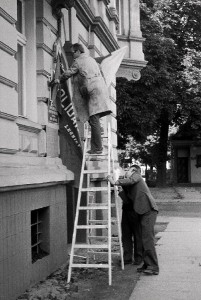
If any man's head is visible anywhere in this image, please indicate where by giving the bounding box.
[71,43,85,58]
[125,164,141,178]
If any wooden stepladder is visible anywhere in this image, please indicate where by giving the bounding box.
[67,123,124,285]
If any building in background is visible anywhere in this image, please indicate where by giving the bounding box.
[0,0,146,298]
[171,123,201,185]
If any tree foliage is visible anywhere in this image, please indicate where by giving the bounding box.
[116,0,201,185]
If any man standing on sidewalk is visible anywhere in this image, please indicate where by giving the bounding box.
[118,187,143,265]
[107,164,159,275]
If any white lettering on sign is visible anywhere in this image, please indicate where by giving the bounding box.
[61,88,77,128]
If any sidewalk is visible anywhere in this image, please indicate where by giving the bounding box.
[129,187,201,300]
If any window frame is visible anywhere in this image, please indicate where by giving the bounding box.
[16,0,27,117]
[31,207,50,263]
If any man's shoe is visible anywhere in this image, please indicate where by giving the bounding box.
[143,268,159,275]
[137,265,147,273]
[87,149,103,155]
[133,260,143,266]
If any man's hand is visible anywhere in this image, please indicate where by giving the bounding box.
[54,79,60,84]
[106,175,116,185]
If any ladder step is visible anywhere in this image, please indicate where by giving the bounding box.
[74,244,108,249]
[88,218,117,223]
[79,205,108,210]
[86,153,107,156]
[81,187,114,192]
[88,236,119,239]
[83,169,108,174]
[77,225,108,229]
[72,263,109,268]
[81,187,108,192]
[88,250,120,255]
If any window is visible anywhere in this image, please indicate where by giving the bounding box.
[196,155,201,168]
[115,0,123,34]
[31,207,50,263]
[16,0,26,116]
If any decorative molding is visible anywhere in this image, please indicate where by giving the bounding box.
[98,0,110,5]
[74,0,94,28]
[0,7,16,24]
[106,7,119,24]
[0,75,17,89]
[74,0,119,52]
[36,43,53,56]
[17,124,42,134]
[117,35,145,42]
[0,111,17,121]
[36,17,57,35]
[37,70,51,78]
[16,117,42,134]
[78,34,88,48]
[37,97,49,103]
[121,58,148,69]
[0,41,16,56]
[92,16,119,52]
[0,181,69,192]
[0,148,18,154]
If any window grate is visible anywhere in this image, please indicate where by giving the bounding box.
[31,207,50,263]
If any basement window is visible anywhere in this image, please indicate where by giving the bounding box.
[196,155,201,168]
[31,207,50,263]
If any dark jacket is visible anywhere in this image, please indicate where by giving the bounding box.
[117,173,158,215]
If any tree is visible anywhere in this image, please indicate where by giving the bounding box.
[116,0,201,186]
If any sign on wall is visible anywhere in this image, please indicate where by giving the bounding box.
[48,98,59,124]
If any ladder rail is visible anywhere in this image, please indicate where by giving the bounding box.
[67,123,88,283]
[111,137,125,271]
[107,123,112,285]
[67,122,124,286]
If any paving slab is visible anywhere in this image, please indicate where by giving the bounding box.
[129,217,201,300]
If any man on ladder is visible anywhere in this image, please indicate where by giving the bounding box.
[56,43,111,154]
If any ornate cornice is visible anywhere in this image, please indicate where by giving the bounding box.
[74,0,119,52]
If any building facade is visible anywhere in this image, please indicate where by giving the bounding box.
[0,0,146,298]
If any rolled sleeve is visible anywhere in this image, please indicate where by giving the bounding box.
[60,61,79,81]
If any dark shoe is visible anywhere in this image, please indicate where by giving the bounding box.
[137,265,147,273]
[87,149,103,155]
[143,268,159,275]
[133,260,143,266]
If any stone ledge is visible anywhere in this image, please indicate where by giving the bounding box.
[0,155,74,190]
